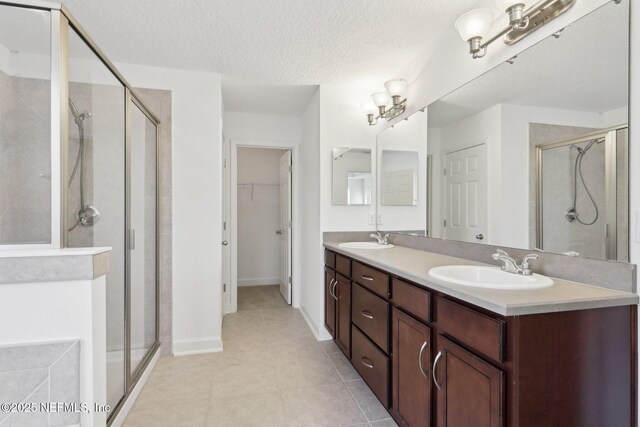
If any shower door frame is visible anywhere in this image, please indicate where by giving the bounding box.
[0,1,162,424]
[535,124,628,260]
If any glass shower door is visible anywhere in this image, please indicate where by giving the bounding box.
[128,99,158,376]
[66,29,127,409]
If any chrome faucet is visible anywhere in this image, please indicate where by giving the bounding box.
[491,249,539,276]
[370,232,389,245]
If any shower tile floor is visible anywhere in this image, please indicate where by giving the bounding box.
[123,285,396,427]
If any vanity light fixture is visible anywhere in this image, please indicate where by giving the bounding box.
[365,79,408,126]
[456,0,576,59]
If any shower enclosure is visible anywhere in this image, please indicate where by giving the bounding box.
[0,1,160,423]
[536,125,629,261]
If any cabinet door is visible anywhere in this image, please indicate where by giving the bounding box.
[392,308,431,427]
[434,335,503,427]
[335,274,351,357]
[324,267,336,338]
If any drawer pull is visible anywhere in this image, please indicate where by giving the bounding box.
[360,310,374,320]
[361,274,374,281]
[332,280,339,301]
[360,356,374,369]
[418,341,428,378]
[433,350,443,390]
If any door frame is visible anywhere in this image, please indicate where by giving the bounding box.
[223,138,300,314]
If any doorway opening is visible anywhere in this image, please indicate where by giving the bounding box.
[223,144,294,314]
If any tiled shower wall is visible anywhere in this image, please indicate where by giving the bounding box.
[0,70,51,244]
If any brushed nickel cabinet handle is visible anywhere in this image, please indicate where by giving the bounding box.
[360,310,374,319]
[418,341,428,378]
[329,279,336,299]
[433,350,443,390]
[361,274,374,281]
[361,356,374,369]
[332,280,338,301]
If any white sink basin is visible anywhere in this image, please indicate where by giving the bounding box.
[339,242,394,250]
[428,265,553,290]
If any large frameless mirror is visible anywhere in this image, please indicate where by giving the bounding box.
[376,110,428,235]
[383,0,629,262]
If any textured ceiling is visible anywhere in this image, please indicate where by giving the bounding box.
[59,0,481,86]
[428,1,628,127]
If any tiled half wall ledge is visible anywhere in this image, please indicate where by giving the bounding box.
[0,340,80,427]
[323,232,636,293]
[0,248,111,284]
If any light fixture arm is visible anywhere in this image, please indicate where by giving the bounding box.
[462,0,577,59]
[367,98,407,126]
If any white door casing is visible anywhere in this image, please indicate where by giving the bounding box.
[279,151,292,304]
[222,134,231,315]
[444,144,487,244]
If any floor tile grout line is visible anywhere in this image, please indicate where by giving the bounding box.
[343,377,373,425]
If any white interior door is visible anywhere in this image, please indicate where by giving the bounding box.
[279,150,292,304]
[222,134,231,314]
[444,144,487,243]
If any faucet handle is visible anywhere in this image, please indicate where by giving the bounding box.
[521,254,539,275]
[495,248,509,256]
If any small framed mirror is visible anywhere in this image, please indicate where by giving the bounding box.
[332,148,372,206]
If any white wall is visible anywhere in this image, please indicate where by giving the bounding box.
[320,85,378,231]
[118,63,223,356]
[224,112,301,143]
[236,147,284,286]
[299,88,329,339]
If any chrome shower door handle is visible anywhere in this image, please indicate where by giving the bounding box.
[418,341,428,378]
[433,350,443,390]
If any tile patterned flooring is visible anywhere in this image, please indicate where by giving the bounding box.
[123,285,397,426]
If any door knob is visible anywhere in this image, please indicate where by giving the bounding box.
[276,230,282,235]
[222,240,229,246]
[475,234,484,241]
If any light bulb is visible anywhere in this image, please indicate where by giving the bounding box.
[454,9,494,42]
[361,102,377,116]
[384,79,407,98]
[371,92,390,108]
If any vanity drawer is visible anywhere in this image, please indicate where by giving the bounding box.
[336,254,351,277]
[352,283,390,353]
[392,278,431,323]
[353,261,389,299]
[351,325,389,407]
[436,297,505,363]
[325,250,336,269]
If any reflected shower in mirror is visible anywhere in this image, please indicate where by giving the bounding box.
[332,148,372,206]
[422,0,629,261]
[376,110,428,235]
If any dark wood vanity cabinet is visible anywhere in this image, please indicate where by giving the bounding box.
[392,308,432,427]
[433,335,503,427]
[324,249,636,427]
[324,266,336,338]
[335,273,351,356]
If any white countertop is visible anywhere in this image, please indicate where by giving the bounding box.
[0,247,111,258]
[324,242,638,316]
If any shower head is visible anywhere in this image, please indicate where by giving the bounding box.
[68,98,92,124]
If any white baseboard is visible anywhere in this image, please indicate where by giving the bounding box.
[172,337,223,356]
[109,346,160,427]
[238,277,280,287]
[300,306,333,341]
